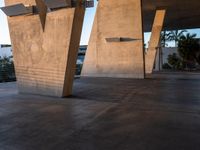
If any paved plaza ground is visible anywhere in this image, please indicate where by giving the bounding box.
[1,72,200,150]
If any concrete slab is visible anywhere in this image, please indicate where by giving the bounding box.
[142,0,200,31]
[1,72,200,150]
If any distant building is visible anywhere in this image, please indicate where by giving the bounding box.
[0,44,12,58]
[76,45,87,75]
[0,44,87,64]
[77,45,87,65]
[162,47,178,64]
[154,47,179,71]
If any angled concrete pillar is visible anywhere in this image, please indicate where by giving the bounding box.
[5,0,85,97]
[81,0,145,79]
[145,9,166,74]
[154,46,162,71]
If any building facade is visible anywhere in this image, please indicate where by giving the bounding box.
[0,44,12,58]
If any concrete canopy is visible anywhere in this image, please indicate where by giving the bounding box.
[142,0,200,31]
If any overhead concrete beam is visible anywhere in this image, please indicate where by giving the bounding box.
[35,0,47,31]
[142,0,200,31]
[5,0,85,97]
[81,0,145,79]
[145,9,166,74]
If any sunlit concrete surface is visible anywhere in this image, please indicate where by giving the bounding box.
[82,0,145,79]
[1,72,200,150]
[145,9,166,74]
[5,0,85,97]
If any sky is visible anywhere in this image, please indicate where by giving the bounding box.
[0,0,10,44]
[1,0,200,46]
[0,0,98,45]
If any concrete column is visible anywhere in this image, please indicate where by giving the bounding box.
[5,0,85,97]
[145,9,166,74]
[81,0,145,79]
[154,46,161,71]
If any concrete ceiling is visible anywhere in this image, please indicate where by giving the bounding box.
[142,0,200,32]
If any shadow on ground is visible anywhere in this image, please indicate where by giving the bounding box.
[1,72,200,150]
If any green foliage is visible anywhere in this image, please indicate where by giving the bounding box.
[0,56,16,82]
[160,30,187,47]
[178,33,200,66]
[160,31,171,47]
[167,53,183,70]
[168,30,187,47]
[162,63,172,69]
[165,33,200,71]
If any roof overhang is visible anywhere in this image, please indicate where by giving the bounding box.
[142,0,200,32]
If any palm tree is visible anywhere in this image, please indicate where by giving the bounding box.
[178,33,200,69]
[160,31,172,47]
[159,31,173,68]
[168,30,187,47]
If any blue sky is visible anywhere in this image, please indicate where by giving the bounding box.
[0,1,10,44]
[0,0,200,46]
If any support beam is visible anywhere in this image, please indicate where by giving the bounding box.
[145,9,166,74]
[35,0,47,31]
[154,46,162,71]
[81,0,145,79]
[5,0,85,97]
[62,1,85,96]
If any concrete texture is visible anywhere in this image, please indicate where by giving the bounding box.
[145,9,166,74]
[82,0,145,79]
[35,0,47,31]
[1,72,200,150]
[6,0,85,97]
[142,0,200,31]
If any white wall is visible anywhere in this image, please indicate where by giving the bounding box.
[154,47,178,71]
[162,47,178,64]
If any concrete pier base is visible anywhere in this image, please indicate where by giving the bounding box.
[82,0,145,79]
[5,0,85,97]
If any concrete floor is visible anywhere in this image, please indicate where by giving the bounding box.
[1,72,200,150]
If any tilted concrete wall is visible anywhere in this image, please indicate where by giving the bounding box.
[145,10,166,74]
[81,0,145,78]
[6,0,85,97]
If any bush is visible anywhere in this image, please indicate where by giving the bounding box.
[162,63,172,69]
[167,53,183,70]
[0,56,16,82]
[178,33,200,67]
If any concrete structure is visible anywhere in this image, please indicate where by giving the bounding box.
[82,0,200,78]
[5,0,85,97]
[82,0,145,78]
[145,9,166,74]
[142,0,200,32]
[2,0,200,97]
